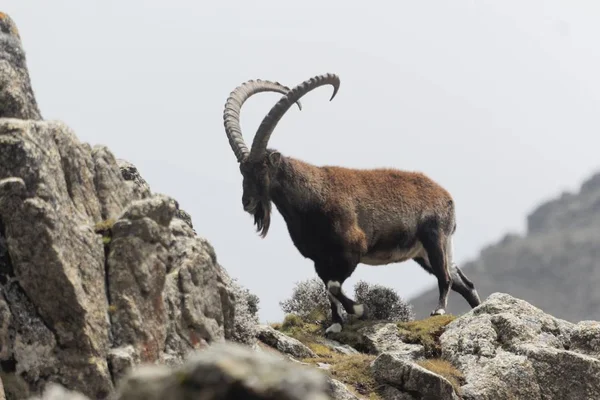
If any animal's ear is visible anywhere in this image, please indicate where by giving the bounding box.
[268,151,281,167]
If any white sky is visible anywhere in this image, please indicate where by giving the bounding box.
[4,1,600,322]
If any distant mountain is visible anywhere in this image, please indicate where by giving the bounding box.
[409,172,600,322]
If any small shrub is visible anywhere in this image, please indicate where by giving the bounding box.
[279,277,331,322]
[230,279,260,345]
[281,314,304,330]
[353,280,414,322]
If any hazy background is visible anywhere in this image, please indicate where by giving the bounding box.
[4,0,600,323]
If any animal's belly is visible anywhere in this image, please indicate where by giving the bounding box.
[360,241,425,266]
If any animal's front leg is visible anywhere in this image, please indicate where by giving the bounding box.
[325,293,344,334]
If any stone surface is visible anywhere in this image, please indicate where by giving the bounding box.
[256,325,317,359]
[0,13,235,398]
[113,342,332,400]
[357,323,424,358]
[0,119,112,398]
[327,378,360,400]
[440,292,600,399]
[372,352,459,400]
[116,158,194,230]
[0,13,41,120]
[317,338,359,356]
[107,194,235,368]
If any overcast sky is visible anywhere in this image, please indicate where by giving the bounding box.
[4,1,600,322]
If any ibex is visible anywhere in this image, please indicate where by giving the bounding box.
[222,73,481,333]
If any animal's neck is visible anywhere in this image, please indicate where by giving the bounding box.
[269,155,323,215]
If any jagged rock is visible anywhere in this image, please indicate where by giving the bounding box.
[316,338,359,356]
[116,159,151,201]
[440,292,600,399]
[0,13,41,120]
[0,13,234,398]
[570,320,600,358]
[107,346,140,384]
[256,325,317,359]
[0,120,112,398]
[371,353,459,400]
[378,385,416,400]
[327,378,360,400]
[357,323,424,358]
[116,159,194,230]
[113,342,332,400]
[92,147,137,220]
[107,194,234,368]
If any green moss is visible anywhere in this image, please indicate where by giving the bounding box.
[94,218,115,246]
[417,358,464,394]
[302,353,381,399]
[397,314,457,357]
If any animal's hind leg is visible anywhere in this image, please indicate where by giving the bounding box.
[419,229,452,316]
[445,236,481,308]
[414,237,482,310]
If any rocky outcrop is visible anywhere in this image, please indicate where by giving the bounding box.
[256,325,317,359]
[440,292,600,399]
[358,323,424,357]
[410,171,600,322]
[0,12,235,400]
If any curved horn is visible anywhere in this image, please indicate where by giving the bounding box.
[249,73,340,161]
[223,80,302,163]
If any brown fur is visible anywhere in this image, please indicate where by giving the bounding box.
[240,149,481,331]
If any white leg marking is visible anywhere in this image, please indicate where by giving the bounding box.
[327,281,341,291]
[325,323,342,334]
[431,308,446,316]
[353,304,364,317]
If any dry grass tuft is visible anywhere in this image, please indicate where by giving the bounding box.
[397,314,457,357]
[417,358,464,394]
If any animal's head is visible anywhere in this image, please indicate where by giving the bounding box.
[222,73,340,237]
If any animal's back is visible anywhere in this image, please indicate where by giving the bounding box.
[319,165,456,265]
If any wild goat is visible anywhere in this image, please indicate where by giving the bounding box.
[222,73,482,333]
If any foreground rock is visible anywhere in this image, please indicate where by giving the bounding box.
[114,342,332,400]
[440,292,600,399]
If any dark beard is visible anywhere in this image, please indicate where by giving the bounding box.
[253,201,272,238]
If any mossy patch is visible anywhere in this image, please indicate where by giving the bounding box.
[417,358,464,394]
[94,218,116,233]
[302,353,381,399]
[397,314,456,357]
[94,218,115,245]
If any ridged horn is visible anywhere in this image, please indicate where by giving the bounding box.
[223,79,302,163]
[249,73,340,161]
